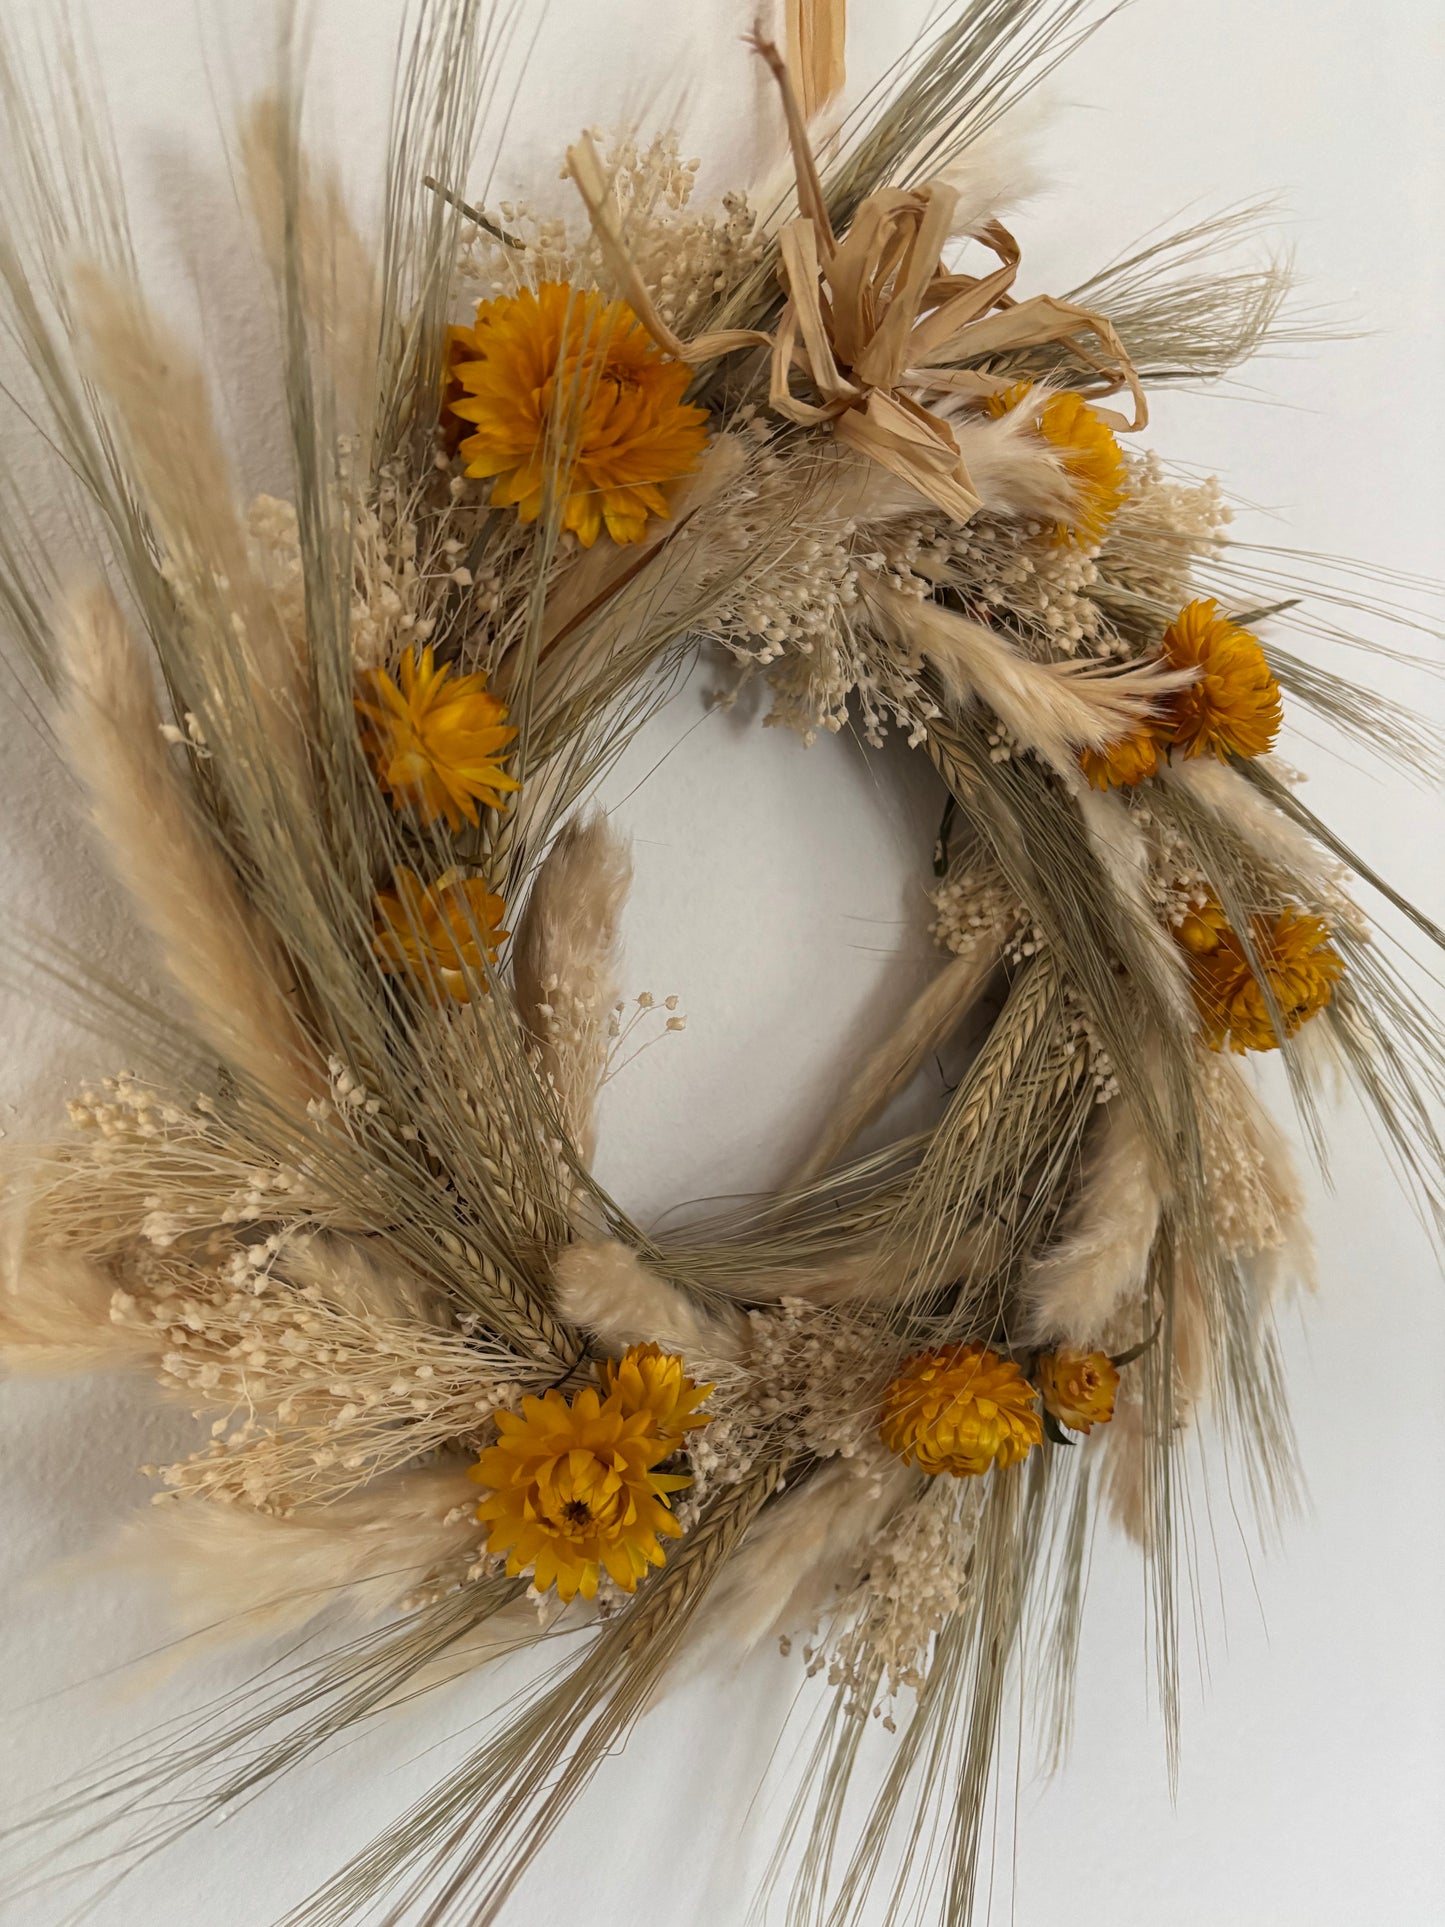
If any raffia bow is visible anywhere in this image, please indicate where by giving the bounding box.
[565,30,1146,530]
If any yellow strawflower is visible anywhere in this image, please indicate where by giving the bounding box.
[372,866,508,1004]
[1162,598,1281,761]
[1036,1348,1119,1433]
[445,282,709,548]
[1079,722,1162,792]
[356,645,519,830]
[986,382,1127,549]
[1176,893,1343,1053]
[600,1341,713,1451]
[470,1384,692,1603]
[880,1342,1042,1478]
[1079,597,1284,789]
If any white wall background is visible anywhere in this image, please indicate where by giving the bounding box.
[0,3,1441,1923]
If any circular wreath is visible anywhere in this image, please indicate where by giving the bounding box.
[0,8,1439,1925]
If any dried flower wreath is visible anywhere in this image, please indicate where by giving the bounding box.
[0,4,1440,1924]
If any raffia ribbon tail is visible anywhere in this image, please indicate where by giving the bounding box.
[786,0,846,120]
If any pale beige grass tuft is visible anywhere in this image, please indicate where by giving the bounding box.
[125,1462,482,1637]
[867,583,1193,783]
[552,1238,748,1369]
[57,582,321,1115]
[0,1245,156,1371]
[1020,1096,1166,1347]
[70,263,306,758]
[512,811,632,1167]
[702,1455,918,1657]
[239,95,381,433]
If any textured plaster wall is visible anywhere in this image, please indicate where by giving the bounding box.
[0,3,1441,1924]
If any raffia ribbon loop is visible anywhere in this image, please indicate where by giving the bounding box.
[565,135,771,366]
[770,218,859,423]
[834,390,982,525]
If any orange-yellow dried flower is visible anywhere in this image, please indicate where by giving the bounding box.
[1079,722,1163,791]
[356,645,519,830]
[469,1384,690,1602]
[445,282,709,548]
[600,1341,713,1451]
[880,1342,1042,1478]
[1178,893,1343,1053]
[986,382,1127,549]
[1036,1348,1120,1433]
[372,866,508,1004]
[1161,598,1281,761]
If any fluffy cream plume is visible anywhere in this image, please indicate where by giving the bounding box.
[1098,1053,1310,1544]
[1019,1097,1166,1347]
[124,1463,482,1637]
[702,1454,918,1658]
[1162,756,1343,899]
[56,582,321,1115]
[552,1238,748,1369]
[0,1246,156,1372]
[238,94,380,431]
[70,264,307,770]
[511,812,632,1168]
[866,584,1192,782]
[939,404,1079,523]
[282,1232,439,1328]
[792,947,1000,1186]
[1197,1050,1313,1282]
[808,410,1074,530]
[1094,1389,1149,1541]
[1077,787,1194,1021]
[696,1223,992,1309]
[933,102,1046,234]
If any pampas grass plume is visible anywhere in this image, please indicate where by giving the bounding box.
[57,580,321,1115]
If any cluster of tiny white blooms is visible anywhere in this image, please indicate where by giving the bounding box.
[822,1475,983,1718]
[600,990,688,1081]
[158,709,210,756]
[680,1430,761,1532]
[67,1073,193,1145]
[706,423,941,746]
[245,495,310,661]
[245,461,482,675]
[744,1298,889,1464]
[307,1056,389,1130]
[927,509,1106,660]
[347,465,433,670]
[1192,1050,1297,1258]
[117,1257,520,1511]
[459,131,762,345]
[707,422,860,698]
[672,1362,763,1528]
[46,1079,344,1277]
[1002,915,1049,968]
[928,867,1026,961]
[1130,799,1214,931]
[1097,453,1231,615]
[1063,997,1121,1104]
[580,131,762,338]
